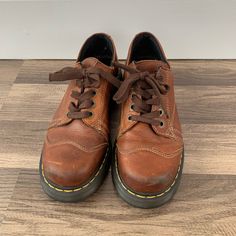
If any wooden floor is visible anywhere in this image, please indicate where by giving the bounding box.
[0,60,235,235]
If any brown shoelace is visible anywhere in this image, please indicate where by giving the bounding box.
[49,65,121,119]
[113,62,169,126]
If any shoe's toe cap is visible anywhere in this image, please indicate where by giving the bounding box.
[117,149,182,194]
[42,143,107,188]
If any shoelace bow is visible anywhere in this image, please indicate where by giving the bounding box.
[113,62,170,126]
[49,65,121,119]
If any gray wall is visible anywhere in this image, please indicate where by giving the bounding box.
[0,0,236,59]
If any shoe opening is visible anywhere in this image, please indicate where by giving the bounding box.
[129,32,167,63]
[78,34,114,66]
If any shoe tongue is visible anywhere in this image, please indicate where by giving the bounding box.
[79,57,113,72]
[129,60,168,73]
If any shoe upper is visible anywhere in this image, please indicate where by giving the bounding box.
[42,33,119,188]
[114,32,184,194]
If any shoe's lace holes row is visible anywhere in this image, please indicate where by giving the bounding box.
[89,90,97,117]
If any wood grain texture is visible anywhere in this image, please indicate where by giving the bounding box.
[171,60,236,86]
[0,121,46,169]
[0,84,67,122]
[176,86,236,124]
[0,60,23,110]
[0,60,236,235]
[15,60,73,84]
[182,124,236,175]
[0,169,19,224]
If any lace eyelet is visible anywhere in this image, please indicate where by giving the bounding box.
[92,90,97,96]
[130,104,134,111]
[128,115,132,121]
[164,85,170,91]
[131,93,135,99]
[88,111,93,118]
[159,121,165,128]
[159,109,164,116]
[91,101,96,108]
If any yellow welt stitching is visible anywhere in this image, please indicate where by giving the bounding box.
[115,152,182,199]
[41,148,108,193]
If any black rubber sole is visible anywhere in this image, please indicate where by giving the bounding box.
[39,145,111,202]
[112,149,184,209]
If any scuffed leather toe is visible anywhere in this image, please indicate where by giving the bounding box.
[42,144,107,188]
[117,150,182,194]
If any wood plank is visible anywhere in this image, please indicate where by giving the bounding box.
[15,60,74,84]
[0,60,23,85]
[0,168,19,224]
[0,169,235,236]
[0,121,46,169]
[182,124,236,175]
[176,85,236,124]
[0,60,23,109]
[0,84,67,122]
[171,60,236,86]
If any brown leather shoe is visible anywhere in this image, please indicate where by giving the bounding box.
[112,32,184,208]
[39,33,121,202]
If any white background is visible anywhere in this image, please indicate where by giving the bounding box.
[0,0,236,59]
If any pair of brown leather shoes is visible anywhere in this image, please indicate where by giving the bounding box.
[39,32,184,208]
